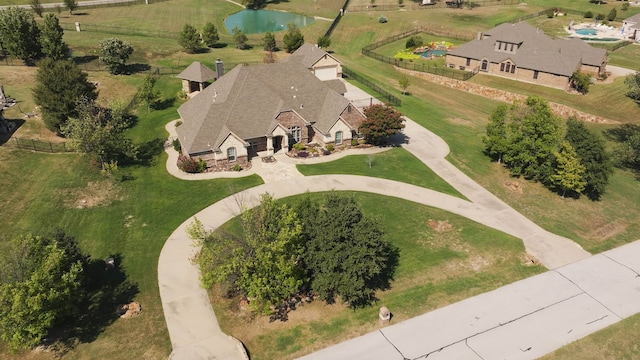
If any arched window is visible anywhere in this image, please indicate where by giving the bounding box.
[481,60,488,71]
[227,147,236,162]
[335,131,343,145]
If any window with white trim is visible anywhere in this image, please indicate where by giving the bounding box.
[335,131,343,145]
[289,126,301,143]
[227,147,236,162]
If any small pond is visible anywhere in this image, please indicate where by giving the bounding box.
[224,9,315,34]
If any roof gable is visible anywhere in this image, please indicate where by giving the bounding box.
[177,61,216,83]
[177,60,351,154]
[447,22,606,77]
[286,43,342,68]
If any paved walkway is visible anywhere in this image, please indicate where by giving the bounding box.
[158,80,607,359]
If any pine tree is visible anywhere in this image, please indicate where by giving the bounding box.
[178,24,200,53]
[283,23,304,53]
[263,31,276,52]
[0,7,41,64]
[201,22,219,48]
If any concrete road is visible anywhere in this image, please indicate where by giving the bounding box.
[300,240,640,360]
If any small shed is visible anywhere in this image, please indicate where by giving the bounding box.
[177,61,217,95]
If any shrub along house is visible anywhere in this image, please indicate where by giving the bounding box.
[446,22,607,90]
[175,55,365,170]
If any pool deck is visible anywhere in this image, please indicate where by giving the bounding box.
[565,23,630,42]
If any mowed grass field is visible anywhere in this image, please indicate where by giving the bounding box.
[0,0,640,358]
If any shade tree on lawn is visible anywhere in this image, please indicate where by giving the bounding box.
[549,141,587,198]
[39,13,70,61]
[98,37,134,75]
[361,103,406,145]
[0,7,41,65]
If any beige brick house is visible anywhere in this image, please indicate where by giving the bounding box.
[175,48,365,170]
[446,22,608,90]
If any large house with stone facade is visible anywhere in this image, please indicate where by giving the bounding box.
[446,22,607,89]
[175,51,365,170]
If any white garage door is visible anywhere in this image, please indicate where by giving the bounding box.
[314,66,337,81]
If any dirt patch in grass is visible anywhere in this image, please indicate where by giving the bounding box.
[62,180,125,208]
[447,117,475,127]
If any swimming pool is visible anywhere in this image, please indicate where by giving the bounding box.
[421,49,446,58]
[575,28,597,36]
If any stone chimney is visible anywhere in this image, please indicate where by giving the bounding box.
[215,58,224,80]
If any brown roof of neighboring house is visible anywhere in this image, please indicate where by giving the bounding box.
[448,22,606,77]
[176,61,350,154]
[176,61,216,83]
[284,43,342,69]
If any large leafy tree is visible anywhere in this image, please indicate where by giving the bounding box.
[296,193,399,308]
[98,37,134,75]
[0,232,87,350]
[232,26,248,50]
[283,23,304,53]
[606,124,640,172]
[549,141,587,198]
[201,22,219,48]
[500,96,562,180]
[483,104,510,163]
[565,118,612,200]
[32,58,98,133]
[61,99,136,170]
[39,13,70,61]
[624,71,640,102]
[189,193,305,315]
[361,103,405,145]
[0,7,41,64]
[63,0,77,14]
[178,23,200,54]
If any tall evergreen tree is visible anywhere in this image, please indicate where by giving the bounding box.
[39,13,70,60]
[263,31,276,52]
[178,24,200,53]
[201,22,219,48]
[565,118,612,200]
[32,58,98,133]
[283,23,304,53]
[232,26,248,50]
[0,7,41,64]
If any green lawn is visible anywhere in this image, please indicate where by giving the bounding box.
[297,147,466,199]
[212,192,544,359]
[1,0,640,358]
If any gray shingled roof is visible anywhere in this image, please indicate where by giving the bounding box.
[284,43,342,69]
[624,12,640,25]
[176,61,216,83]
[448,22,606,77]
[176,61,350,155]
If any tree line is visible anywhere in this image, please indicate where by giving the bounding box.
[188,193,400,320]
[483,96,613,199]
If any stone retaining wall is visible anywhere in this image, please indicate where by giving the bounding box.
[396,67,618,124]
